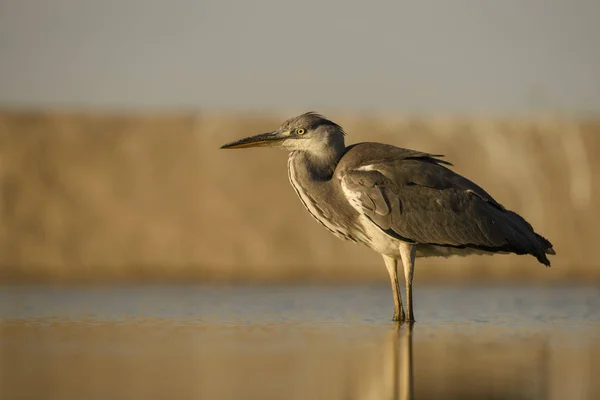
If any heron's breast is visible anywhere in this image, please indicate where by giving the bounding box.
[287,157,361,243]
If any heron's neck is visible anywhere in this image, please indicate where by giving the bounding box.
[290,146,345,181]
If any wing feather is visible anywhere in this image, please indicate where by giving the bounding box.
[340,161,536,252]
[337,142,553,265]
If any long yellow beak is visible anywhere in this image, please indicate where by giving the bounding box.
[220,131,284,149]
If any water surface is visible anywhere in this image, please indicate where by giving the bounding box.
[2,284,600,399]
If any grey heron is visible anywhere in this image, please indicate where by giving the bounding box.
[220,112,555,322]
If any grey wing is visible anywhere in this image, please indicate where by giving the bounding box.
[340,159,552,265]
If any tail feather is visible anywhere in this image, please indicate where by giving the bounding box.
[501,210,555,267]
[537,233,555,266]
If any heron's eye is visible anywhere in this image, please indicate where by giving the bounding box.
[296,128,305,135]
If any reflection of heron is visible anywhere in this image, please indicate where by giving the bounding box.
[395,324,414,400]
[221,113,555,322]
[356,324,414,400]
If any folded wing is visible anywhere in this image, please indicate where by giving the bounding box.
[339,147,553,265]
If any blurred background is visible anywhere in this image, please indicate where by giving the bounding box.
[2,2,600,399]
[1,0,599,284]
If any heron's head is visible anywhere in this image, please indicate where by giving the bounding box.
[220,112,346,154]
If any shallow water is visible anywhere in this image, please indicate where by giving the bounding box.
[2,284,600,399]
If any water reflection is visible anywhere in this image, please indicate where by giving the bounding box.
[380,323,413,400]
[2,317,599,399]
[399,324,414,400]
[2,284,600,399]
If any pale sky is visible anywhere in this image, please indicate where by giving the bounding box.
[0,0,599,114]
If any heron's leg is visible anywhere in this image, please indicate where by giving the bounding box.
[399,242,417,323]
[382,255,405,322]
